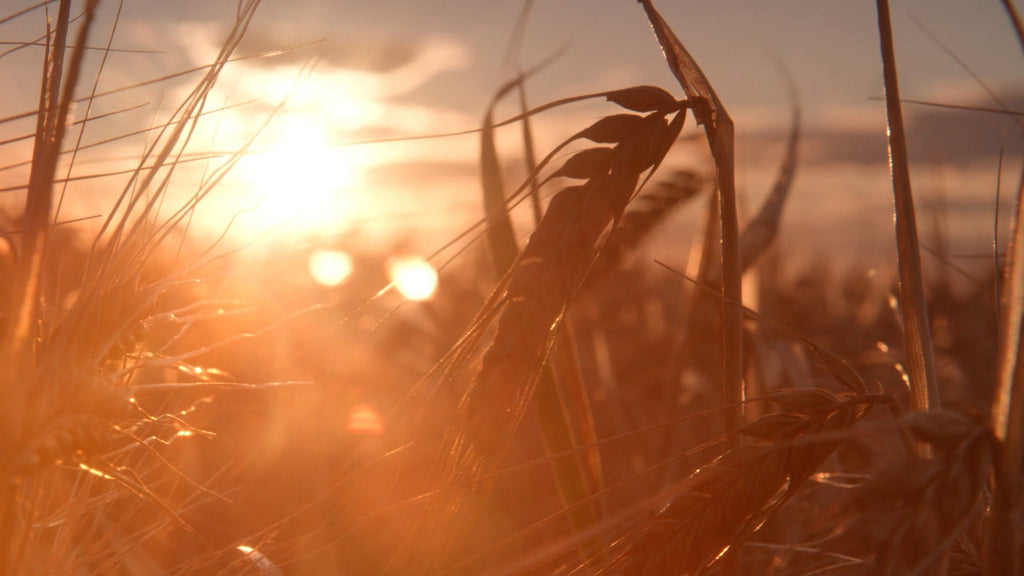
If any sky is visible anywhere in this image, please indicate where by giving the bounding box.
[1,0,1023,269]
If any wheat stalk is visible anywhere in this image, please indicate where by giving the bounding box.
[636,1,745,471]
[392,87,699,573]
[0,2,273,573]
[874,0,940,426]
[608,388,881,575]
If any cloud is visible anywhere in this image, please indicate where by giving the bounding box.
[231,32,472,98]
[735,91,1023,174]
[901,89,1024,166]
[365,160,477,190]
[240,32,420,74]
[123,21,478,163]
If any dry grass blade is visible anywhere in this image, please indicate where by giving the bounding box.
[874,0,940,424]
[909,15,1024,133]
[8,0,93,369]
[636,0,744,449]
[985,161,1024,574]
[86,1,267,284]
[53,0,129,228]
[0,152,237,192]
[0,44,317,129]
[696,70,800,288]
[0,101,256,165]
[480,81,520,276]
[517,82,544,224]
[0,101,147,151]
[1002,0,1024,56]
[894,98,1024,117]
[738,69,800,272]
[0,2,277,573]
[0,4,98,568]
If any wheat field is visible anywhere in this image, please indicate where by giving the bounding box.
[0,0,1022,574]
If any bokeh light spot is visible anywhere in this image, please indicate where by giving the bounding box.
[308,249,354,287]
[388,255,438,301]
[347,403,384,435]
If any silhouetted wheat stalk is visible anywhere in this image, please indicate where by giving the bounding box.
[591,169,708,280]
[396,85,704,574]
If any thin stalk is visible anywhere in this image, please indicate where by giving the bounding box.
[1,2,98,573]
[517,81,544,225]
[875,0,940,425]
[1001,0,1024,56]
[636,0,742,444]
[9,0,73,366]
[985,160,1024,576]
[636,4,742,573]
[992,33,1024,576]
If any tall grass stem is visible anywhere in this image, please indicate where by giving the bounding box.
[874,0,940,424]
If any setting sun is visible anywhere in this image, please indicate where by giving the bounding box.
[238,114,363,232]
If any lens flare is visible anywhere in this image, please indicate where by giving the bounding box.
[387,255,438,301]
[308,249,354,287]
[347,402,384,435]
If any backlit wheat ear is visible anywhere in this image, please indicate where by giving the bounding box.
[477,70,605,557]
[589,169,708,280]
[399,88,701,573]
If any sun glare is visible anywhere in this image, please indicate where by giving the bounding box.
[388,255,438,301]
[240,115,363,233]
[308,249,354,287]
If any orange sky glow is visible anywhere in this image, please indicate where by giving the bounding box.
[1,0,1022,271]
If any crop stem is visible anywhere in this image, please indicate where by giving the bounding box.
[874,0,940,425]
